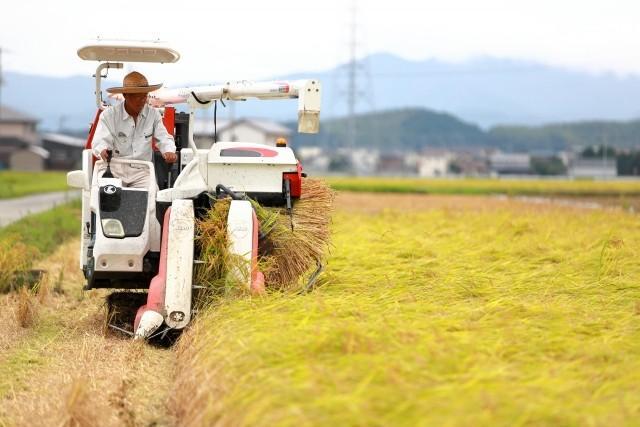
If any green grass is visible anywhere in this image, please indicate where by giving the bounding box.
[327,176,640,196]
[176,199,640,426]
[0,200,81,255]
[0,171,69,199]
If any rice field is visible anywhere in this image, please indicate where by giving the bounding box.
[2,190,640,426]
[0,201,80,293]
[0,172,68,199]
[173,193,640,426]
[327,176,640,197]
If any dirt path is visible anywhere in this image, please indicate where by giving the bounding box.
[0,191,80,227]
[0,239,175,427]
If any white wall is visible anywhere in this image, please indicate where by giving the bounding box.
[0,123,38,144]
[418,156,449,177]
[10,150,44,171]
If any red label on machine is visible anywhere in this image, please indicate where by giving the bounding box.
[273,82,290,94]
[220,147,278,158]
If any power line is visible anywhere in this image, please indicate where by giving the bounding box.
[346,1,357,156]
[0,47,3,119]
[330,66,543,79]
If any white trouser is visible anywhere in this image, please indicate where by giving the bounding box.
[99,162,154,189]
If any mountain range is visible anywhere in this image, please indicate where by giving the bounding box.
[288,108,640,154]
[3,53,640,132]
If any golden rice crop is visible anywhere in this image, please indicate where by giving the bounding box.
[256,178,334,289]
[0,238,38,294]
[327,176,640,196]
[173,194,640,426]
[194,198,243,300]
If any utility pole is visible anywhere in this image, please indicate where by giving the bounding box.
[0,46,3,120]
[342,1,375,174]
[58,114,68,133]
[346,1,357,158]
[602,132,609,177]
[0,47,15,121]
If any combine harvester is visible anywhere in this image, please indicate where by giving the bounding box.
[67,41,321,340]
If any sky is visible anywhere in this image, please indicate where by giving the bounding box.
[1,0,640,86]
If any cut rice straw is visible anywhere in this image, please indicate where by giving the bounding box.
[194,178,334,300]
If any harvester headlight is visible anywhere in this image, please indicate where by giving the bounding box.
[101,219,125,238]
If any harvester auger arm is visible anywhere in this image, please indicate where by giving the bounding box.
[147,80,321,134]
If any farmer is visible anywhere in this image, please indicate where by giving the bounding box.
[92,71,177,187]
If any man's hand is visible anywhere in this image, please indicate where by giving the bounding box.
[163,152,177,163]
[99,149,109,161]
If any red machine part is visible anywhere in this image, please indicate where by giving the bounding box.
[134,207,171,331]
[85,108,103,150]
[153,106,176,151]
[283,162,303,198]
[162,106,176,136]
[250,209,265,295]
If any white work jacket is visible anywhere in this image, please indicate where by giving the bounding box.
[92,102,175,162]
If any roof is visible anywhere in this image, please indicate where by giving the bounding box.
[489,153,531,163]
[193,118,231,135]
[0,106,39,124]
[0,137,48,158]
[77,40,180,63]
[238,119,292,135]
[0,137,30,152]
[41,132,86,148]
[27,145,50,159]
[193,118,291,136]
[571,158,616,168]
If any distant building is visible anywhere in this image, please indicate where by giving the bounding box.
[0,106,39,144]
[449,151,490,176]
[350,148,380,175]
[193,118,291,148]
[416,150,452,177]
[489,153,532,175]
[297,146,330,172]
[0,106,47,171]
[569,158,617,178]
[377,153,409,175]
[14,146,48,171]
[41,133,85,170]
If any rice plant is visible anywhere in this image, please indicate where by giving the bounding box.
[173,196,640,426]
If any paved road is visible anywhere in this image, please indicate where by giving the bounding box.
[0,190,81,227]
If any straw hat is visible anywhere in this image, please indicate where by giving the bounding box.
[106,71,162,94]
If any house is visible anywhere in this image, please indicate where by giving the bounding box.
[377,152,411,175]
[350,148,380,175]
[489,152,532,175]
[0,106,39,144]
[193,118,292,148]
[416,150,453,177]
[0,106,47,171]
[448,151,490,176]
[297,146,330,172]
[41,133,85,170]
[569,158,617,178]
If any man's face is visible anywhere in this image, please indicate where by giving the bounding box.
[123,93,148,116]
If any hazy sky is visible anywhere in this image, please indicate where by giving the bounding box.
[1,0,639,85]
